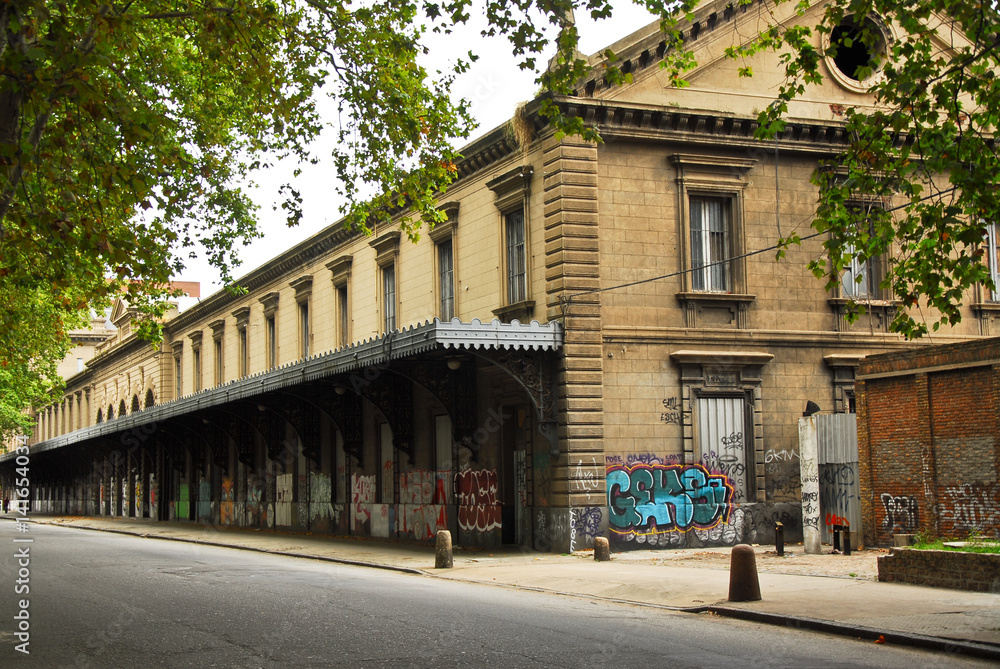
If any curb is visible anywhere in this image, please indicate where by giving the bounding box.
[707,606,1000,662]
[24,518,428,576]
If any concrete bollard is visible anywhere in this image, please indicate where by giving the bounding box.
[728,544,762,602]
[435,529,453,569]
[594,536,611,561]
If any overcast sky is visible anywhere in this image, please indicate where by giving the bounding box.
[175,5,660,294]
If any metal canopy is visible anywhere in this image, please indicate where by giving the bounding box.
[5,318,563,460]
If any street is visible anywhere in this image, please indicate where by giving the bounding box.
[0,523,992,668]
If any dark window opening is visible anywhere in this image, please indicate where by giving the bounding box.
[831,17,883,81]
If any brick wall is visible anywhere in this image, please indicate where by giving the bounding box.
[858,341,1000,547]
[878,548,1000,593]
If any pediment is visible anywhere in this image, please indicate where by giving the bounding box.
[109,298,135,330]
[580,1,970,125]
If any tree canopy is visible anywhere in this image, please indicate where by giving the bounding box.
[3,0,1000,438]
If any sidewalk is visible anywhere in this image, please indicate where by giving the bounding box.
[12,514,1000,660]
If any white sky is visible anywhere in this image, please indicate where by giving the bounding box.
[175,5,660,294]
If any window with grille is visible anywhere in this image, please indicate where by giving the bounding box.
[690,197,731,292]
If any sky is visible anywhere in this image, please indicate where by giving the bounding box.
[173,4,662,295]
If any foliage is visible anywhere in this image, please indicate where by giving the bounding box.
[0,0,476,435]
[0,286,87,440]
[912,531,1000,554]
[727,0,1000,337]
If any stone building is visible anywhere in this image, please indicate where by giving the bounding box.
[2,4,993,551]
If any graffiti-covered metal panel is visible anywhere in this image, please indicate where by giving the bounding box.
[817,413,861,543]
[697,396,749,503]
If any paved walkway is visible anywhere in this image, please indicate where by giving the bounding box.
[9,514,1000,660]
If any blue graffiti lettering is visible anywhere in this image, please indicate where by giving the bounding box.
[607,464,733,536]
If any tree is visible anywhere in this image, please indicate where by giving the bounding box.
[0,0,476,439]
[0,285,87,438]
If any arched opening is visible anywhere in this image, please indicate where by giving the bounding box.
[96,409,103,424]
[131,395,140,413]
[144,388,155,409]
[119,400,127,417]
[107,404,114,420]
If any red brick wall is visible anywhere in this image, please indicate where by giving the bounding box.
[858,342,1000,547]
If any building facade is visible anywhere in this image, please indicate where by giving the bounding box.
[2,3,994,551]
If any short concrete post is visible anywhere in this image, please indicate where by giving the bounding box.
[728,544,762,602]
[593,536,611,561]
[435,530,453,569]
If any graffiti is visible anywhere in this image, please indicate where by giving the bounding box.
[148,475,157,517]
[457,468,500,532]
[820,464,856,486]
[569,507,603,552]
[881,493,919,534]
[351,474,374,531]
[940,483,1000,534]
[607,464,733,537]
[693,504,802,546]
[246,478,262,527]
[309,472,335,530]
[275,473,293,527]
[699,451,747,503]
[623,453,658,467]
[765,449,799,463]
[399,470,436,504]
[399,504,447,541]
[660,397,681,424]
[573,458,600,491]
[220,477,234,526]
[371,503,391,538]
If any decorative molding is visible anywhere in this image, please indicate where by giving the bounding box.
[289,275,314,303]
[428,201,460,244]
[369,230,401,265]
[209,319,225,340]
[487,165,533,212]
[326,255,353,286]
[259,291,279,319]
[231,306,250,328]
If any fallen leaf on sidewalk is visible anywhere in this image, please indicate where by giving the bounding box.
[875,635,886,644]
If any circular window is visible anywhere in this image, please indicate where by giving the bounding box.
[825,14,891,91]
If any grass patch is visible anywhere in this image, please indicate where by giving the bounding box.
[911,531,1000,554]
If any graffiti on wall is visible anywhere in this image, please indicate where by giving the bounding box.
[569,506,603,552]
[220,477,234,526]
[880,493,919,534]
[940,483,1000,534]
[457,468,500,532]
[698,449,748,504]
[275,473,293,527]
[246,477,262,527]
[351,473,375,532]
[660,397,681,425]
[607,464,733,539]
[398,468,450,540]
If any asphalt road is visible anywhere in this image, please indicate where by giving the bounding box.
[0,523,992,668]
